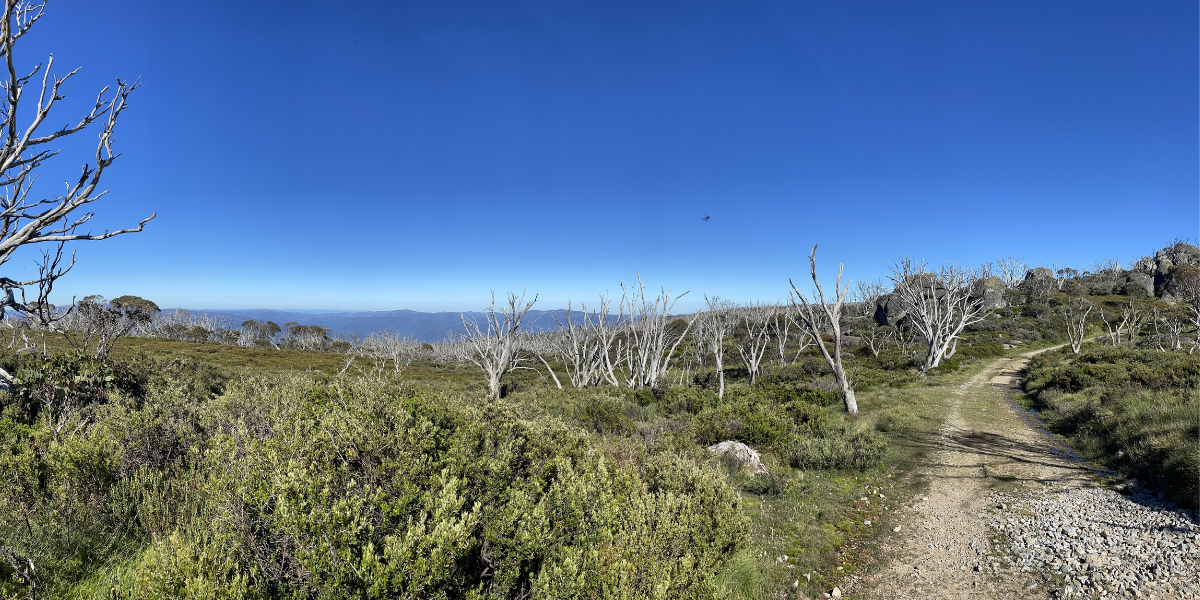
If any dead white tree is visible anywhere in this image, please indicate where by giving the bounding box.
[1122,299,1150,345]
[524,331,564,389]
[1060,297,1092,354]
[1171,269,1200,353]
[770,304,809,366]
[734,301,774,385]
[890,257,989,374]
[1151,308,1185,352]
[853,279,888,318]
[460,290,537,398]
[0,0,153,353]
[1099,309,1129,346]
[548,299,610,387]
[789,244,858,415]
[994,255,1028,289]
[355,328,422,377]
[858,320,892,358]
[616,276,695,389]
[697,296,734,398]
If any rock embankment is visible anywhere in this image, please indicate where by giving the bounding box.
[991,485,1199,599]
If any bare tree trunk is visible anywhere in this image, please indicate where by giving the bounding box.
[459,290,537,398]
[789,244,858,415]
[890,257,989,374]
[734,302,773,385]
[700,296,734,399]
[1061,297,1092,354]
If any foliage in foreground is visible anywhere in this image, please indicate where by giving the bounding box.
[1025,345,1200,508]
[0,355,750,599]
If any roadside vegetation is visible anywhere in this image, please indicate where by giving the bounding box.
[1,240,1197,598]
[1025,345,1200,509]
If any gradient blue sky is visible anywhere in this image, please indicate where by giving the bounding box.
[12,0,1198,312]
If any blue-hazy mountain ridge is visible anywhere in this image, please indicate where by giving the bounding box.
[184,308,613,342]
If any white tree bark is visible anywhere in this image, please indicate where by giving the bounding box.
[459,290,537,398]
[1061,297,1092,354]
[734,302,773,384]
[889,257,989,374]
[789,244,858,415]
[615,275,695,389]
[0,1,154,336]
[699,296,734,398]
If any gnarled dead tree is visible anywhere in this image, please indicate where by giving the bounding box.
[734,301,773,385]
[1061,297,1092,354]
[697,296,734,398]
[616,276,694,389]
[890,257,988,374]
[789,244,858,415]
[993,255,1028,289]
[0,1,154,367]
[460,290,537,398]
[548,298,615,387]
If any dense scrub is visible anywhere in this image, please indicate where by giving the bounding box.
[0,355,752,599]
[1025,346,1200,508]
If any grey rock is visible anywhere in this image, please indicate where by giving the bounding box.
[1025,267,1054,281]
[1126,272,1154,296]
[873,293,908,327]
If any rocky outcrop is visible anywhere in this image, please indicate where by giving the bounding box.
[1024,267,1054,281]
[873,293,908,327]
[707,441,767,474]
[1125,272,1154,297]
[974,275,1007,311]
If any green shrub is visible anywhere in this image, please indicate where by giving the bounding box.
[784,422,887,471]
[1027,346,1200,509]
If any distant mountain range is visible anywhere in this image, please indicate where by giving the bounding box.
[184,308,600,343]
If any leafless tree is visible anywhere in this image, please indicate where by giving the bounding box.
[460,290,537,398]
[1088,258,1123,279]
[547,299,611,387]
[354,328,423,377]
[1122,299,1150,345]
[769,304,812,367]
[1060,297,1092,354]
[1151,308,1185,352]
[697,296,734,398]
[1098,309,1129,347]
[789,244,858,415]
[734,301,774,385]
[523,331,564,389]
[858,320,892,358]
[889,257,989,374]
[994,255,1028,288]
[1172,269,1200,353]
[0,1,154,372]
[614,276,694,389]
[853,280,888,317]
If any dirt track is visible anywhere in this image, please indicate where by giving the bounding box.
[844,348,1097,599]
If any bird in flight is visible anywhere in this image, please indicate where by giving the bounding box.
[702,215,711,222]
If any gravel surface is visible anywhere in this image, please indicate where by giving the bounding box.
[990,485,1199,599]
[847,349,1198,600]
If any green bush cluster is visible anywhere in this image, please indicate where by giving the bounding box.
[0,359,750,599]
[1026,346,1200,508]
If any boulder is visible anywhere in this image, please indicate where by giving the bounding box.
[708,441,767,474]
[1125,272,1154,297]
[1024,266,1054,281]
[873,293,908,327]
[974,275,1007,311]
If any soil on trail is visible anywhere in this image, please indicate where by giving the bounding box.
[846,349,1095,600]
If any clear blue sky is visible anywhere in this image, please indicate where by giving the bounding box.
[13,0,1198,312]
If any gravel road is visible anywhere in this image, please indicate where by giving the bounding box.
[840,350,1198,600]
